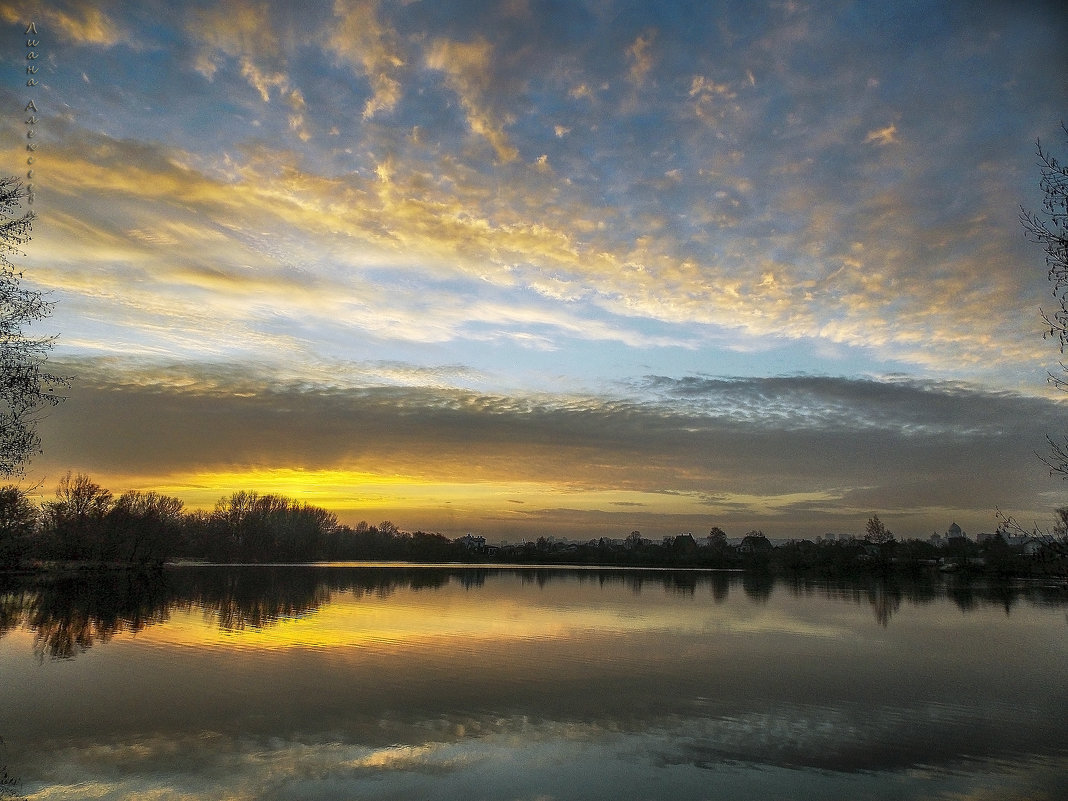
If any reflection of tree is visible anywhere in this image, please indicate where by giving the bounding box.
[455,569,488,590]
[741,572,773,603]
[1,569,1063,660]
[0,587,26,639]
[666,572,697,595]
[901,581,940,606]
[988,582,1018,616]
[946,579,977,613]
[866,580,902,627]
[24,571,172,659]
[710,573,730,603]
[170,567,333,632]
[774,574,1053,626]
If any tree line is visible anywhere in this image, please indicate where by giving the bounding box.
[0,473,463,569]
[1,474,1065,576]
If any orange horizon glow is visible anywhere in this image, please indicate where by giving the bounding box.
[20,465,967,539]
[27,465,713,520]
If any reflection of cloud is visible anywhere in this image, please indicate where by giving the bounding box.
[23,711,1067,801]
[30,733,484,801]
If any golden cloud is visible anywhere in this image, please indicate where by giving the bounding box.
[425,37,519,162]
[626,30,656,87]
[0,2,122,46]
[329,0,406,119]
[8,97,1050,381]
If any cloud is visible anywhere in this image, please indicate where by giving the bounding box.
[626,30,656,87]
[31,364,1068,539]
[185,0,294,104]
[0,1,123,46]
[6,58,1052,389]
[864,123,898,145]
[425,37,519,162]
[8,0,1056,385]
[8,0,1067,542]
[328,0,406,119]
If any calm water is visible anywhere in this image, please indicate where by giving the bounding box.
[1,565,1066,800]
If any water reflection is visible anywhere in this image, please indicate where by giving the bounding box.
[1,566,1066,658]
[1,566,1066,801]
[0,570,172,659]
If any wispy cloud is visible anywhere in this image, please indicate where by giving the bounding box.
[425,37,519,162]
[11,107,1048,382]
[186,0,285,94]
[626,30,656,87]
[328,0,406,119]
[0,1,124,46]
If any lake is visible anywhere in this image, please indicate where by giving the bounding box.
[1,565,1066,800]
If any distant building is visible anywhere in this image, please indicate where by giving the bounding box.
[945,522,966,540]
[1004,534,1057,556]
[456,534,486,551]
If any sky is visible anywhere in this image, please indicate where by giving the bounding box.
[2,0,1067,542]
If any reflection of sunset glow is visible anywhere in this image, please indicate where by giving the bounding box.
[136,588,641,651]
[5,570,1067,800]
[127,581,852,655]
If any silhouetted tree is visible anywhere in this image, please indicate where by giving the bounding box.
[106,490,185,566]
[698,526,735,568]
[1052,506,1068,540]
[1023,125,1068,476]
[1,177,65,477]
[980,531,1020,577]
[0,485,36,568]
[864,514,894,544]
[207,491,338,562]
[864,515,896,572]
[41,472,114,560]
[669,533,698,556]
